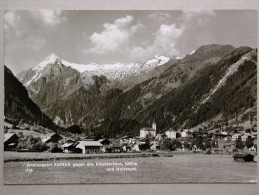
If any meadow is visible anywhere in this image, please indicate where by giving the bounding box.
[4,153,257,184]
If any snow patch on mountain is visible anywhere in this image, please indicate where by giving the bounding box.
[80,72,95,90]
[176,56,185,60]
[24,72,42,87]
[63,55,169,78]
[190,50,196,55]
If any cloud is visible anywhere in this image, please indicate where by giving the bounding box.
[148,11,171,22]
[86,15,145,54]
[153,24,182,55]
[25,36,46,51]
[31,10,65,26]
[85,11,217,62]
[130,10,217,59]
[179,10,216,27]
[4,11,21,30]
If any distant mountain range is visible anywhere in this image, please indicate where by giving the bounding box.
[5,44,257,137]
[18,53,174,89]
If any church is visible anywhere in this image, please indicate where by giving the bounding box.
[140,122,157,138]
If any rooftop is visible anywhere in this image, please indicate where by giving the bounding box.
[75,141,102,147]
[233,153,254,158]
[4,133,18,142]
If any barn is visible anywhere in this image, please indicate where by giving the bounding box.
[4,133,19,150]
[41,133,63,144]
[233,153,255,162]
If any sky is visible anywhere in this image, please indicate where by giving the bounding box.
[4,10,257,75]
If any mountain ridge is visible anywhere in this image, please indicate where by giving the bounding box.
[9,44,257,138]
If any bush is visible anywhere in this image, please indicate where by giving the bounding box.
[17,135,49,151]
[17,132,24,138]
[206,150,211,154]
[160,138,182,151]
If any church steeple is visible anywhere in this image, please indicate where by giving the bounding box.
[152,121,156,131]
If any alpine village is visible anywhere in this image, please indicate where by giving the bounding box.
[4,44,257,163]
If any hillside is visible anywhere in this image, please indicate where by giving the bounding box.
[93,46,257,136]
[4,66,58,130]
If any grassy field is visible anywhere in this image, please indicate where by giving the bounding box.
[4,153,257,184]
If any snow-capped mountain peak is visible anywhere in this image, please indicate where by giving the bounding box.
[21,53,173,88]
[33,53,62,71]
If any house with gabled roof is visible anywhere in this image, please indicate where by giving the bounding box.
[231,133,242,141]
[61,143,75,153]
[74,140,102,154]
[4,133,19,150]
[165,128,177,139]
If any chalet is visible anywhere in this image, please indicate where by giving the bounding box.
[249,146,257,153]
[65,139,75,143]
[132,143,140,152]
[140,122,157,138]
[150,142,160,151]
[150,140,159,145]
[192,145,202,152]
[222,133,232,141]
[251,132,257,138]
[61,143,75,153]
[129,138,137,144]
[41,133,63,144]
[233,153,254,162]
[4,133,19,150]
[74,141,102,154]
[181,129,192,138]
[122,145,132,152]
[80,136,94,141]
[98,139,111,145]
[111,143,122,153]
[166,129,177,139]
[120,136,132,145]
[132,142,148,151]
[98,139,111,153]
[156,134,165,141]
[139,142,149,151]
[231,134,241,141]
[241,133,252,142]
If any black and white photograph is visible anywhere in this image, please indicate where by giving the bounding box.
[3,9,257,184]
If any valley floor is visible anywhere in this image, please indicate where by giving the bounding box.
[4,152,257,184]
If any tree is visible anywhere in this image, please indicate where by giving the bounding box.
[17,135,48,151]
[245,137,254,148]
[18,132,24,138]
[235,137,244,149]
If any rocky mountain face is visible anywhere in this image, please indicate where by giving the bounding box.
[16,53,174,127]
[13,44,257,137]
[4,66,58,130]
